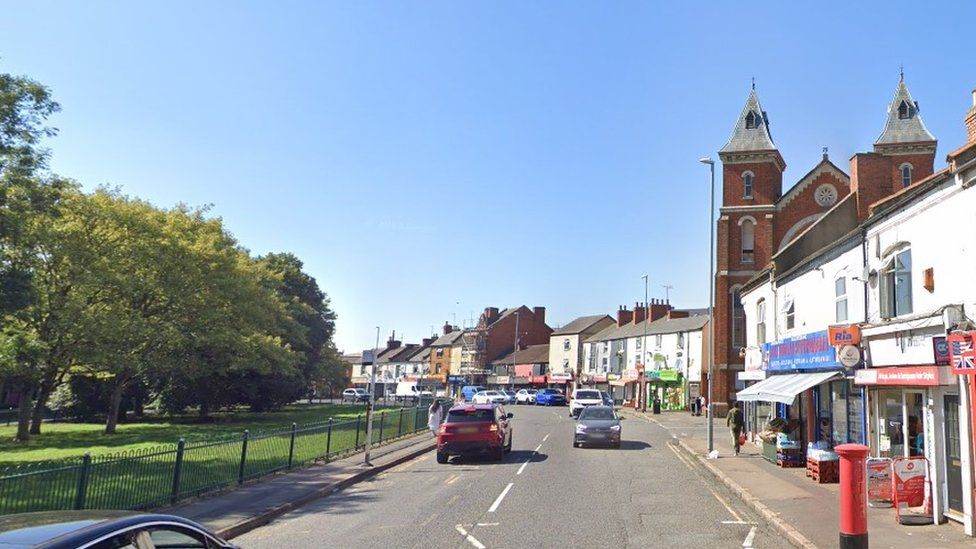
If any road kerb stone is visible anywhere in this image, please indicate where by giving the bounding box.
[620,410,818,549]
[215,440,436,540]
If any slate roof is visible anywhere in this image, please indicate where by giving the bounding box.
[551,314,613,336]
[407,346,431,363]
[431,331,463,347]
[492,344,550,366]
[583,315,710,343]
[875,79,936,146]
[720,89,777,153]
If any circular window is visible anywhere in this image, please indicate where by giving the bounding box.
[815,184,837,207]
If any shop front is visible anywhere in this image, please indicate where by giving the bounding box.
[647,369,684,410]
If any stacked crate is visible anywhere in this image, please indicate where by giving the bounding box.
[776,447,804,468]
[806,457,839,483]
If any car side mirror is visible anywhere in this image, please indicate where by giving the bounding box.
[507,413,514,419]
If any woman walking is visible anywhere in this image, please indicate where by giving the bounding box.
[428,399,444,437]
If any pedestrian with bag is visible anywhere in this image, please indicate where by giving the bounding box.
[428,398,444,437]
[726,401,744,455]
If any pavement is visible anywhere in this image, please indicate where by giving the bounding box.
[163,434,438,540]
[234,405,790,548]
[624,409,974,549]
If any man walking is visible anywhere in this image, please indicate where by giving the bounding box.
[726,401,744,455]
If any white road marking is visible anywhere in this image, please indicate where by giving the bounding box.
[722,520,757,525]
[742,526,757,547]
[517,459,530,475]
[534,444,542,452]
[709,487,744,522]
[542,433,550,442]
[455,525,486,549]
[445,474,460,485]
[476,522,499,527]
[666,443,694,470]
[488,482,514,513]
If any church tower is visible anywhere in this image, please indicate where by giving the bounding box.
[873,75,938,189]
[711,88,785,412]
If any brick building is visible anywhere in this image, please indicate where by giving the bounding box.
[710,77,936,413]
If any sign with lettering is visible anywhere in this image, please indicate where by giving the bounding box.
[829,325,861,346]
[866,458,893,508]
[892,457,927,508]
[765,330,841,372]
[854,366,950,386]
[933,336,950,366]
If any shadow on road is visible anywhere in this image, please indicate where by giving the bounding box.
[616,440,651,450]
[448,451,549,465]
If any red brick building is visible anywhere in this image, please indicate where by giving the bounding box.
[710,78,936,413]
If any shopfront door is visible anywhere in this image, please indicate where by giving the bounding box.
[876,389,925,458]
[944,394,964,512]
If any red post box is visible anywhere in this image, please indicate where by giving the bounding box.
[835,443,870,549]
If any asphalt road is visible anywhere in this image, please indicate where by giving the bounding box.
[236,405,791,549]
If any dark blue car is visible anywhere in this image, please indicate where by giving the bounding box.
[535,388,567,406]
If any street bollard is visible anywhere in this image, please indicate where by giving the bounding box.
[354,414,361,449]
[170,438,186,504]
[378,410,386,442]
[238,430,250,485]
[287,422,297,470]
[325,417,333,459]
[836,443,870,549]
[397,408,404,437]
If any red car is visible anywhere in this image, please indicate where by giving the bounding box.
[437,404,513,463]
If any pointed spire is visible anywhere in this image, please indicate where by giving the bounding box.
[875,76,936,147]
[720,88,778,154]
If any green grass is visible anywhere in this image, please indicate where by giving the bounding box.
[0,405,431,515]
[0,403,400,466]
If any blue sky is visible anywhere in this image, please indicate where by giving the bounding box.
[2,2,974,351]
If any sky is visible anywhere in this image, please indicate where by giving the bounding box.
[2,1,974,352]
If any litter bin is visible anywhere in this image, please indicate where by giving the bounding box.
[653,398,661,414]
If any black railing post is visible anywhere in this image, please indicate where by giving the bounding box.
[325,417,333,459]
[238,430,250,485]
[354,414,361,449]
[74,453,92,510]
[397,408,404,437]
[287,423,297,470]
[415,403,421,432]
[378,410,385,442]
[170,438,186,504]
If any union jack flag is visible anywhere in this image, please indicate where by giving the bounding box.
[952,336,975,371]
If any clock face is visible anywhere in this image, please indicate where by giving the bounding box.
[815,184,837,207]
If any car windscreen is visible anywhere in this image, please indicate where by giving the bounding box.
[575,391,600,399]
[580,408,616,420]
[447,409,494,423]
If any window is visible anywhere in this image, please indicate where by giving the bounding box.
[563,338,571,351]
[677,332,685,348]
[731,290,745,348]
[745,111,761,129]
[435,348,444,357]
[740,219,755,263]
[743,172,754,198]
[562,358,569,369]
[636,338,642,350]
[835,277,848,322]
[756,299,766,345]
[901,164,913,188]
[881,248,913,318]
[781,297,795,330]
[148,528,208,549]
[655,334,663,348]
[898,100,910,119]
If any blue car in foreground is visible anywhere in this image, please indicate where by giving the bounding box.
[535,388,567,406]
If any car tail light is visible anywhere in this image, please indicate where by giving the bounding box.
[439,424,447,434]
[489,424,498,432]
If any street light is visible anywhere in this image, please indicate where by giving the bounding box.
[699,157,716,453]
[641,274,648,414]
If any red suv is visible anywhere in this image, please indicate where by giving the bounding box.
[437,404,513,463]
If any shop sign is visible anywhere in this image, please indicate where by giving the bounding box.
[361,349,376,365]
[529,375,547,384]
[867,327,944,367]
[949,331,976,374]
[828,325,861,346]
[607,374,620,381]
[511,376,529,384]
[854,366,949,386]
[892,457,927,507]
[866,458,893,508]
[623,369,639,380]
[448,376,465,383]
[495,376,510,384]
[549,372,573,381]
[837,345,861,368]
[653,370,680,382]
[932,336,950,366]
[766,330,841,372]
[593,374,607,383]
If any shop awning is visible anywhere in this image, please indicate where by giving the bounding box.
[736,371,841,405]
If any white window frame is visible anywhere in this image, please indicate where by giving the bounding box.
[880,247,913,319]
[835,276,849,323]
[756,298,766,345]
[563,338,571,351]
[740,218,755,263]
[780,296,795,331]
[743,171,754,199]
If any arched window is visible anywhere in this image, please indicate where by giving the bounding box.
[901,163,913,188]
[743,171,754,198]
[740,219,755,263]
[745,111,759,129]
[731,290,745,350]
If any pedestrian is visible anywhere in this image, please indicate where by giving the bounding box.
[726,401,744,455]
[428,399,444,437]
[696,395,706,417]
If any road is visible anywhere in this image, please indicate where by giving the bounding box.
[236,405,790,548]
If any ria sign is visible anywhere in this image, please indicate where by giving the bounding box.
[828,325,861,346]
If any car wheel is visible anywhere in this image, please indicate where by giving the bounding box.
[436,451,448,464]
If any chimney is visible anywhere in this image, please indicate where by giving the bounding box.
[649,299,672,322]
[667,309,690,320]
[850,152,894,221]
[422,337,434,347]
[387,331,401,349]
[484,307,500,325]
[966,89,976,144]
[533,306,546,325]
[443,322,452,335]
[616,306,633,328]
[632,302,647,325]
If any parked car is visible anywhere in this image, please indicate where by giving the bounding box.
[535,388,567,406]
[515,389,538,405]
[0,511,238,549]
[499,390,517,404]
[600,390,614,406]
[342,388,369,403]
[569,389,605,418]
[437,404,513,463]
[394,381,433,402]
[472,390,507,404]
[574,405,622,448]
[460,385,487,402]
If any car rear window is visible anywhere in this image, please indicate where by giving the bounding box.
[575,390,600,399]
[580,408,616,420]
[446,409,494,423]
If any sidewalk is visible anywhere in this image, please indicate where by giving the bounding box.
[162,433,436,539]
[624,409,972,549]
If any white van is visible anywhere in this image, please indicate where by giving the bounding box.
[394,381,432,402]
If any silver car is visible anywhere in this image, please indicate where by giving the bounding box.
[573,406,622,448]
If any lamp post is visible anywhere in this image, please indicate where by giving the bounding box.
[641,274,649,413]
[699,157,716,453]
[364,326,380,466]
[512,312,520,391]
